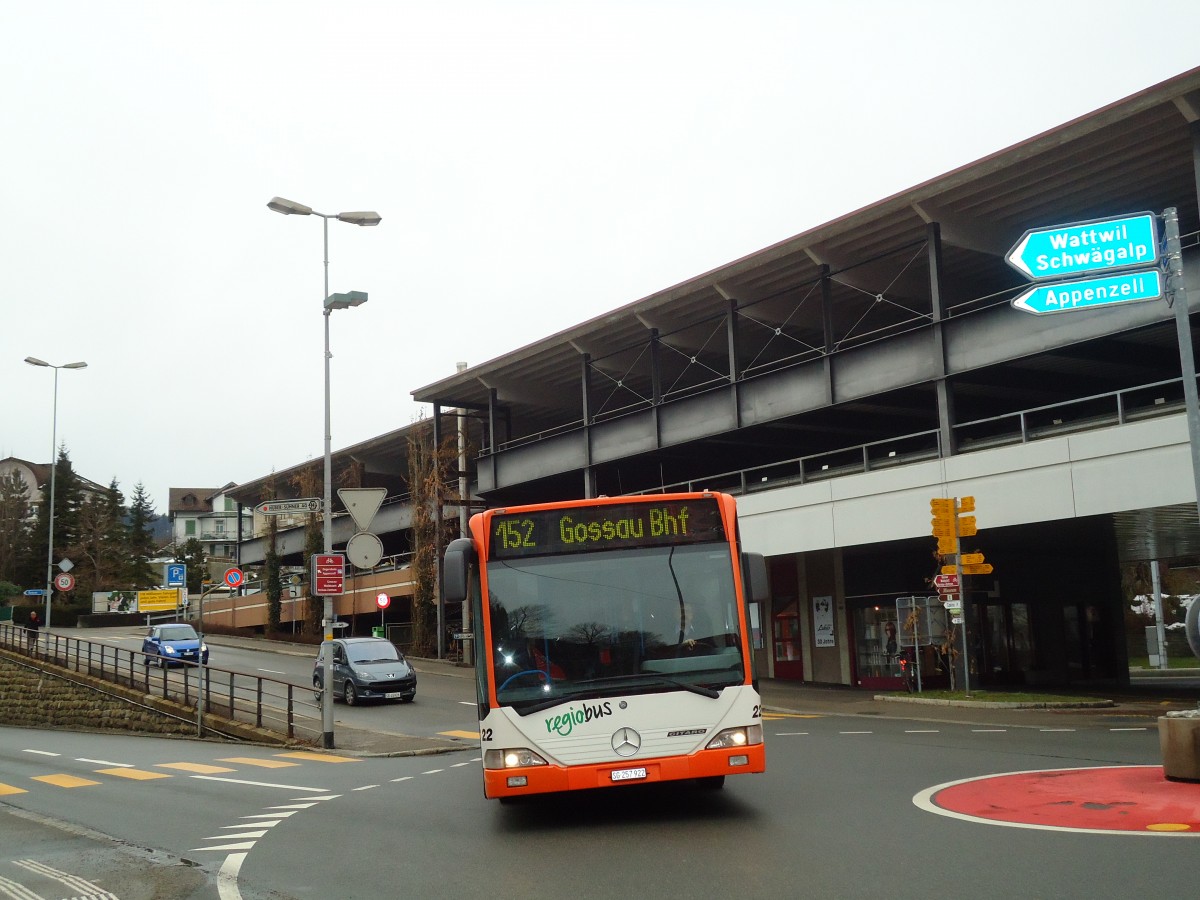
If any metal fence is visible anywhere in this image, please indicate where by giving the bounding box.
[0,623,320,744]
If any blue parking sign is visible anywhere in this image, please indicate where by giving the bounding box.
[166,563,187,587]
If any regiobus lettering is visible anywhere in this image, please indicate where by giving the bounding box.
[443,491,770,801]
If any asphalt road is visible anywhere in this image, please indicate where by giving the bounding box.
[3,669,1198,899]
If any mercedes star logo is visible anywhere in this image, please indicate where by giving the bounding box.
[611,727,641,757]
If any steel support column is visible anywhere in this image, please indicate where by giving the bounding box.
[820,265,834,405]
[581,354,596,498]
[726,298,742,428]
[927,222,956,457]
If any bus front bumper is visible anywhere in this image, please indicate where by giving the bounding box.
[483,744,765,800]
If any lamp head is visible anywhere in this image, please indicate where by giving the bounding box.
[64,362,88,369]
[267,196,313,216]
[336,211,382,227]
[325,290,368,311]
[24,357,50,367]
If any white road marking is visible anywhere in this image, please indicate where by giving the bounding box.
[13,859,116,898]
[22,749,58,757]
[77,758,133,767]
[0,872,42,900]
[257,668,286,675]
[972,729,1007,733]
[194,841,257,852]
[775,732,810,736]
[218,852,247,900]
[1110,727,1149,732]
[391,776,414,783]
[905,729,940,733]
[205,830,268,841]
[191,776,329,792]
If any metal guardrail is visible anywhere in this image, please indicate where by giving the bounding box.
[0,623,320,744]
[637,376,1192,496]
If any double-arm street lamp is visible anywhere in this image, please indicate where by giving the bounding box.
[268,196,380,748]
[24,356,88,631]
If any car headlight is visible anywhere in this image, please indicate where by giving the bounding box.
[200,643,208,653]
[483,748,548,769]
[163,646,177,655]
[706,724,763,750]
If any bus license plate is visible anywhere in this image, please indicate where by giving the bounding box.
[611,767,647,782]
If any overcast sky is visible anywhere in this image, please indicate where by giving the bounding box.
[4,1,1199,513]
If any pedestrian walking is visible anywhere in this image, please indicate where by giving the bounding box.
[27,609,40,653]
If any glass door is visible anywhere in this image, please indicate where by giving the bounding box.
[772,599,804,679]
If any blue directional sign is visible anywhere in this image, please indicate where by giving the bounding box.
[1011,270,1162,315]
[1006,212,1159,280]
[165,563,186,587]
[23,589,45,596]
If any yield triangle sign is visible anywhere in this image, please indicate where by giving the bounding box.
[338,488,387,531]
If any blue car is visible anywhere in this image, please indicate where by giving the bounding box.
[142,623,209,667]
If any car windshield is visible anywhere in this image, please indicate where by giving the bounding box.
[346,642,401,664]
[160,625,197,641]
[484,543,745,712]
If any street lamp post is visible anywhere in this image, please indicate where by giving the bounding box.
[24,356,88,633]
[268,196,379,749]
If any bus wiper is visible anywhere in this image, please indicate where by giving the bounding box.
[565,674,722,700]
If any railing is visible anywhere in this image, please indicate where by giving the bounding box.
[638,376,1191,496]
[0,623,320,744]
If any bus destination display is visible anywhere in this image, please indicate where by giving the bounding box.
[490,498,726,559]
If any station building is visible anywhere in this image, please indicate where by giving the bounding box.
[234,67,1200,690]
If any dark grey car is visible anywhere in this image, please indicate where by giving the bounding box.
[313,637,417,706]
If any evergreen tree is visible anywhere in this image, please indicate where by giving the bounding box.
[125,482,159,589]
[26,446,86,588]
[0,470,33,585]
[265,515,282,634]
[290,465,323,635]
[71,478,127,596]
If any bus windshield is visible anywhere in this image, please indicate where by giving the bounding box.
[484,543,744,712]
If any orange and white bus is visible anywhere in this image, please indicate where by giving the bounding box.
[443,492,768,801]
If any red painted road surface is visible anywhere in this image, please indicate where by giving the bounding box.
[928,766,1200,834]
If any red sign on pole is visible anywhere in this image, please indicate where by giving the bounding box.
[933,573,959,593]
[376,592,390,609]
[312,554,345,596]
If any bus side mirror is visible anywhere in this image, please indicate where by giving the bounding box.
[444,538,474,603]
[742,552,769,603]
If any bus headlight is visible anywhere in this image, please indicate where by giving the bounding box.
[706,724,763,750]
[483,748,548,769]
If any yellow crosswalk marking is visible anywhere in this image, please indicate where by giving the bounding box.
[0,784,28,796]
[96,767,172,781]
[439,730,480,740]
[217,757,299,769]
[33,774,101,788]
[274,751,359,764]
[156,762,237,774]
[762,713,822,720]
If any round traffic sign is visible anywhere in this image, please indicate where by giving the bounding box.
[224,567,244,588]
[376,592,391,609]
[54,572,75,591]
[346,532,384,569]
